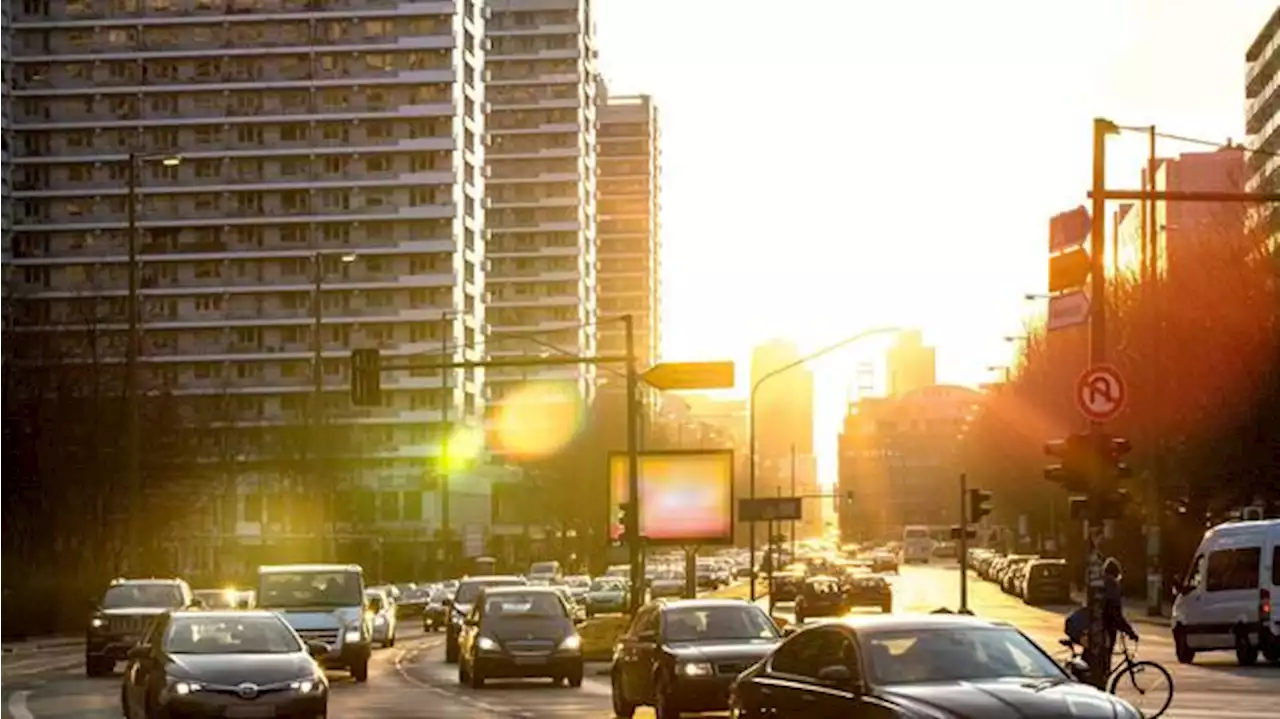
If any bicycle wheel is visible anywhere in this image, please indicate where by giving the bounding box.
[1108,660,1174,718]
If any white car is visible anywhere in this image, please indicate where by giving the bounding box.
[366,588,397,648]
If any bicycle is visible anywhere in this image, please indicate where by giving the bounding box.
[1059,635,1174,718]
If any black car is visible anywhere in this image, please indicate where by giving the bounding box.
[121,610,329,719]
[422,587,454,633]
[795,576,847,623]
[445,575,528,663]
[86,578,195,677]
[611,599,781,719]
[843,572,893,613]
[769,572,804,603]
[1022,559,1071,604]
[870,552,900,574]
[729,614,1142,718]
[456,586,584,688]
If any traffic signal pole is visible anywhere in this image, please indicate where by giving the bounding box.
[623,315,645,615]
[959,473,969,614]
[1084,117,1115,690]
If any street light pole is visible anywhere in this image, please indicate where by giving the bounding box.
[439,310,454,577]
[124,153,142,573]
[747,326,899,602]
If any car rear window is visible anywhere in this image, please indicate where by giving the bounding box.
[1033,563,1065,578]
[1206,547,1261,592]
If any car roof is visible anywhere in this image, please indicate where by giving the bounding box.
[826,613,1014,634]
[483,585,560,595]
[170,610,280,621]
[656,598,754,611]
[460,575,526,584]
[258,563,362,574]
[110,578,183,585]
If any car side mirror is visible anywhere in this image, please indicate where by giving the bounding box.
[1066,657,1090,683]
[127,645,152,662]
[816,664,855,687]
[189,597,205,609]
[306,640,331,658]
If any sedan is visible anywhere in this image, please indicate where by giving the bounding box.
[730,614,1141,718]
[121,610,328,719]
[457,586,584,688]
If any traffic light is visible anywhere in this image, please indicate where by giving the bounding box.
[1096,489,1132,520]
[1102,436,1133,479]
[350,348,382,406]
[968,489,993,523]
[1044,432,1130,491]
[950,525,977,540]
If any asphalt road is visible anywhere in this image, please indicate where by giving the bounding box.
[4,567,1277,718]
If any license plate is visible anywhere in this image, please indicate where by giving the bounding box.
[514,656,547,666]
[226,706,275,718]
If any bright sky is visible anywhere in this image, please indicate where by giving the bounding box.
[595,0,1274,483]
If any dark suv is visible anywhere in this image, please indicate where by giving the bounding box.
[85,578,194,677]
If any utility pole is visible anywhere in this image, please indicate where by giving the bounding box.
[1085,117,1116,689]
[789,444,797,561]
[623,315,644,614]
[440,311,453,578]
[309,251,324,557]
[124,153,142,574]
[1144,125,1164,619]
[958,473,969,613]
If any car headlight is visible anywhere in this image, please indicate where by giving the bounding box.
[476,636,500,652]
[344,629,361,644]
[678,661,714,677]
[559,634,582,652]
[289,679,321,693]
[90,618,105,629]
[172,681,203,695]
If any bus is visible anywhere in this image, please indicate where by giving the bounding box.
[902,525,935,564]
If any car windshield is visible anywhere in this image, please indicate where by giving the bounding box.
[102,583,183,609]
[165,615,301,655]
[663,606,778,643]
[862,627,1065,684]
[258,571,363,608]
[590,579,623,592]
[455,579,524,605]
[193,590,240,609]
[530,562,558,575]
[484,592,566,619]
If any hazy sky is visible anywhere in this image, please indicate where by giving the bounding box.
[594,0,1275,483]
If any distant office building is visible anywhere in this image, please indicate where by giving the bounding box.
[837,385,981,542]
[750,339,820,539]
[1245,6,1279,246]
[5,1,490,575]
[484,0,600,407]
[597,88,661,374]
[1113,148,1246,281]
[886,329,936,397]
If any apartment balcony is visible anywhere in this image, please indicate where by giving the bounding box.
[487,47,580,62]
[1247,74,1279,134]
[485,23,580,37]
[487,73,579,88]
[488,220,580,234]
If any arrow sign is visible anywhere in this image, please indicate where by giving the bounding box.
[1048,291,1091,331]
[641,361,735,391]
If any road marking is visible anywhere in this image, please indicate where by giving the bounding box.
[391,640,502,715]
[9,690,34,719]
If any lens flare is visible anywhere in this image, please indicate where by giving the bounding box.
[492,381,584,459]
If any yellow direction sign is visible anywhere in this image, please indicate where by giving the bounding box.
[641,361,735,391]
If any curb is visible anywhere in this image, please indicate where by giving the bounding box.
[1,638,84,654]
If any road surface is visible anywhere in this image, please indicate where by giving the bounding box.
[4,567,1277,718]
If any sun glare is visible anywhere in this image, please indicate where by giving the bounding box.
[491,381,586,460]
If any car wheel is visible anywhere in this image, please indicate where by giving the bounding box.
[387,633,396,648]
[654,675,679,719]
[351,658,369,683]
[85,655,111,678]
[881,601,892,613]
[445,636,459,664]
[566,662,584,688]
[469,663,486,689]
[1173,626,1195,664]
[457,658,468,685]
[610,670,636,719]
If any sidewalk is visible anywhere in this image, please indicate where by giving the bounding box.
[1,636,83,654]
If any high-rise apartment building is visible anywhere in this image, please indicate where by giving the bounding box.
[597,90,660,370]
[885,329,936,397]
[6,0,489,573]
[483,0,599,406]
[1246,6,1279,247]
[2,0,13,270]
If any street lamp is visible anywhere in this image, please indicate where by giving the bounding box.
[124,151,181,573]
[310,250,355,552]
[747,326,899,602]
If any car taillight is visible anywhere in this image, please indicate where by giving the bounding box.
[1261,588,1272,622]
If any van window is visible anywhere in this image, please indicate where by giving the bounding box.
[1205,547,1261,592]
[1273,547,1279,586]
[1184,555,1205,590]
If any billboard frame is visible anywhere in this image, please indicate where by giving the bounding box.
[607,448,736,547]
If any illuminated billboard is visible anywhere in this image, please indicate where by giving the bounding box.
[608,450,735,546]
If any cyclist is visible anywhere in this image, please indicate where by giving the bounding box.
[1064,557,1139,668]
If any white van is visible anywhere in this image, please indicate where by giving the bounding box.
[902,525,934,564]
[1171,519,1279,666]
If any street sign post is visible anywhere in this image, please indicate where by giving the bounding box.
[1047,291,1091,331]
[642,361,735,391]
[1076,364,1127,423]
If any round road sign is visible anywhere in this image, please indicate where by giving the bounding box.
[1076,364,1127,422]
